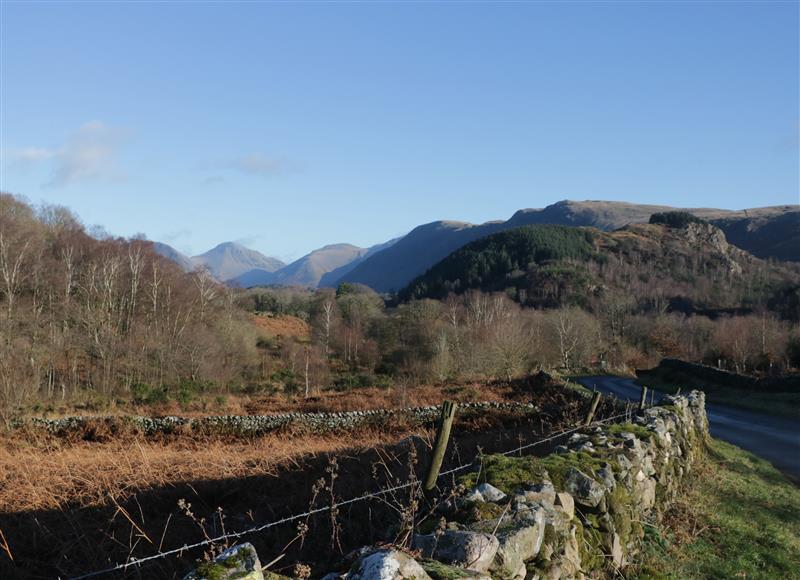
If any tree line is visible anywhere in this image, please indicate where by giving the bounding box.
[1,193,798,417]
[0,194,257,418]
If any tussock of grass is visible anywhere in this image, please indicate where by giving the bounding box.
[636,439,800,579]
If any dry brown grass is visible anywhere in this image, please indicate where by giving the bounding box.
[250,313,310,338]
[1,374,587,578]
[0,424,429,514]
[20,380,515,419]
[0,374,571,516]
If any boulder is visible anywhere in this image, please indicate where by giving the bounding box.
[464,487,486,503]
[184,543,263,580]
[554,492,575,520]
[349,548,432,580]
[475,483,507,503]
[520,481,556,507]
[489,507,545,579]
[564,468,605,508]
[610,532,625,568]
[414,530,499,573]
[597,465,616,490]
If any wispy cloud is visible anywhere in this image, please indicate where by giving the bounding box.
[9,121,130,187]
[230,153,296,177]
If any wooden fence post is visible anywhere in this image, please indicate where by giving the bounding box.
[639,386,648,410]
[584,391,602,426]
[423,400,458,494]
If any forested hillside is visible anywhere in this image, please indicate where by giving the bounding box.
[401,220,800,319]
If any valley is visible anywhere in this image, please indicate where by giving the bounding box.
[1,193,798,579]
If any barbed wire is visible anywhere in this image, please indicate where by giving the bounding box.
[68,408,633,580]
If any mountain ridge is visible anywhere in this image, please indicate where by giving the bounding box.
[399,220,800,319]
[154,200,799,291]
[339,200,799,292]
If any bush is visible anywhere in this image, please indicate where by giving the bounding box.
[130,382,163,404]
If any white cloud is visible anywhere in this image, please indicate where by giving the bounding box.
[9,121,129,187]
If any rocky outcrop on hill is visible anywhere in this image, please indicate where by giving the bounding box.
[681,222,745,274]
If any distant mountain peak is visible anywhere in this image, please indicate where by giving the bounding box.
[188,242,285,281]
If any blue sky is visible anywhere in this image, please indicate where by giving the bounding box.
[1,1,798,261]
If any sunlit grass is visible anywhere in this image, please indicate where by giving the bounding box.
[635,438,800,579]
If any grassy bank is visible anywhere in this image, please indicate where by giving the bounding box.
[636,438,800,579]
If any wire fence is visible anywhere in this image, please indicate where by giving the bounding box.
[69,407,634,580]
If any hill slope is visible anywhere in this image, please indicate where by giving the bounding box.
[400,221,800,316]
[341,201,799,292]
[319,238,400,288]
[709,209,800,262]
[152,242,195,272]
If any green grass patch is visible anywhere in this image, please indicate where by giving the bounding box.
[420,559,475,579]
[461,449,617,493]
[607,422,653,440]
[194,550,244,580]
[635,438,800,579]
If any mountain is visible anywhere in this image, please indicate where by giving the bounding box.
[339,200,799,292]
[152,242,195,272]
[707,209,800,262]
[336,221,507,292]
[400,221,800,318]
[192,242,285,281]
[232,243,369,288]
[318,238,400,288]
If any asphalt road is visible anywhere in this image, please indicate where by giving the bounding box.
[576,375,800,479]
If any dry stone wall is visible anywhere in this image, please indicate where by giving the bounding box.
[12,401,539,437]
[185,391,708,579]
